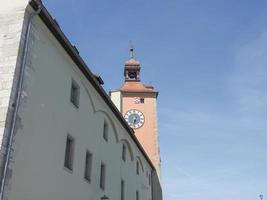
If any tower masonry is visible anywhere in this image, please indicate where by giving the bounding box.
[110,48,161,178]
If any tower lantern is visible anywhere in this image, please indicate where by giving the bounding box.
[124,47,141,82]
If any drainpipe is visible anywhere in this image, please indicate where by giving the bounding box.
[0,3,42,199]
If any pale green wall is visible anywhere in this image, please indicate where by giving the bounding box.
[7,14,152,200]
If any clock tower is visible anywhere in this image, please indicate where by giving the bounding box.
[110,47,161,178]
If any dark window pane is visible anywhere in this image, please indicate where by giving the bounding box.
[122,144,126,162]
[103,122,108,141]
[100,163,106,190]
[121,180,125,200]
[70,80,80,108]
[64,135,74,170]
[84,151,92,181]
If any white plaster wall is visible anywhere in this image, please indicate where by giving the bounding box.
[0,0,28,13]
[6,12,153,200]
[110,91,121,112]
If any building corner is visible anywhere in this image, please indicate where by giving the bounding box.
[0,1,37,198]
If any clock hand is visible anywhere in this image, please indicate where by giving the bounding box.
[133,116,137,124]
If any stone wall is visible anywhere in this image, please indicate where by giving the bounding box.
[0,2,29,198]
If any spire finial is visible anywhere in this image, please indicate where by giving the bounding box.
[130,40,134,58]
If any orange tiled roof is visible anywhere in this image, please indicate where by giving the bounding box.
[120,81,155,93]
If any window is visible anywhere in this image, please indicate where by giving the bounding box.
[103,121,108,141]
[64,135,74,171]
[70,80,80,108]
[84,151,92,182]
[100,163,106,190]
[128,71,137,80]
[136,161,139,175]
[122,144,126,162]
[140,98,145,103]
[136,190,139,200]
[121,179,125,200]
[149,172,151,186]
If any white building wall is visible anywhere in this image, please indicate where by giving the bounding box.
[0,0,28,13]
[5,8,153,200]
[110,91,122,112]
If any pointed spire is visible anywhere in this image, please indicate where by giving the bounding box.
[130,40,134,58]
[125,41,140,66]
[124,41,141,81]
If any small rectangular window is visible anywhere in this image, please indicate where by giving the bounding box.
[70,80,80,108]
[140,98,145,103]
[121,179,125,200]
[64,135,74,171]
[136,190,139,200]
[103,121,108,141]
[136,161,139,175]
[122,144,126,162]
[149,172,151,186]
[100,163,106,190]
[84,151,92,182]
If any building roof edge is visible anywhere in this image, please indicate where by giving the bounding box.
[29,0,155,170]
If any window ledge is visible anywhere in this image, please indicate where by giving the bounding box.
[70,101,79,110]
[84,178,91,184]
[64,166,73,174]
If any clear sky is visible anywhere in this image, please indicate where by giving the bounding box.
[43,0,267,199]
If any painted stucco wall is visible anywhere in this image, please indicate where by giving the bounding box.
[121,93,161,179]
[121,93,162,200]
[5,10,153,200]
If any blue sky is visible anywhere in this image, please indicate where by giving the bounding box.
[43,0,267,199]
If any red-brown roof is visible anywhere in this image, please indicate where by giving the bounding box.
[120,81,156,93]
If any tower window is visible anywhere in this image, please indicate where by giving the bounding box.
[70,80,80,108]
[103,121,108,141]
[64,135,75,171]
[140,98,144,103]
[122,144,126,162]
[121,179,125,200]
[128,71,137,80]
[100,163,106,190]
[149,172,151,186]
[84,150,92,182]
[136,190,139,200]
[136,161,139,175]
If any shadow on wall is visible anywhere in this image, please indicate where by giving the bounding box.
[152,170,162,200]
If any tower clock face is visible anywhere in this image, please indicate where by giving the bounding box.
[124,109,145,129]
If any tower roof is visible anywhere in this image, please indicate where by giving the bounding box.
[125,58,140,66]
[120,45,158,96]
[120,81,156,93]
